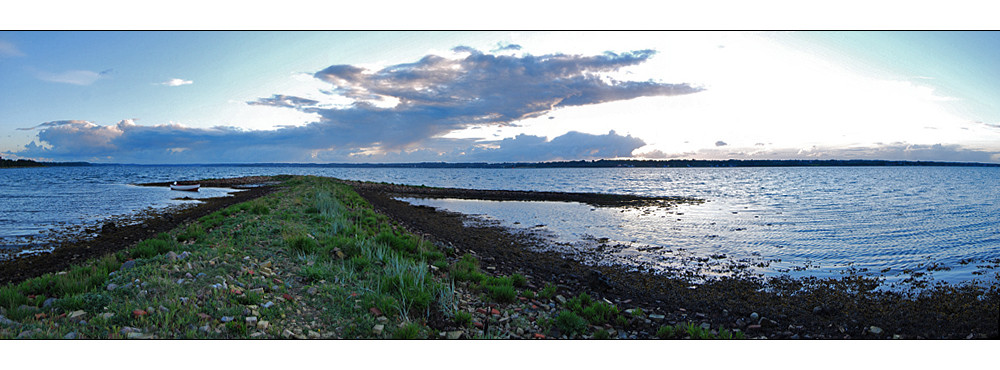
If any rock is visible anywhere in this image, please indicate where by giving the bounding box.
[369,307,383,317]
[220,316,234,323]
[120,260,136,271]
[63,332,78,339]
[106,283,119,291]
[101,312,114,320]
[179,251,191,260]
[306,287,318,295]
[17,329,41,339]
[0,314,19,327]
[261,301,274,309]
[199,325,211,333]
[282,329,295,338]
[68,310,86,319]
[246,316,258,325]
[813,306,823,314]
[446,330,463,339]
[132,309,148,317]
[249,288,264,295]
[750,312,759,321]
[43,298,58,308]
[648,314,665,320]
[120,326,142,334]
[177,279,185,284]
[700,322,711,331]
[308,330,320,339]
[257,321,269,330]
[127,332,154,339]
[373,324,385,335]
[869,326,883,335]
[532,333,546,339]
[166,251,178,261]
[555,295,567,304]
[159,306,169,312]
[747,324,761,330]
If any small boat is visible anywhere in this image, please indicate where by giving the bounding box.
[170,182,200,191]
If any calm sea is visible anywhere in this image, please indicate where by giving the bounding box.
[2,165,997,285]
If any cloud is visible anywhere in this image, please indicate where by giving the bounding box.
[0,40,25,58]
[12,46,699,163]
[715,141,728,147]
[36,69,105,85]
[160,78,193,86]
[491,43,522,52]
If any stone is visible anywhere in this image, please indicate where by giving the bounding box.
[257,320,269,330]
[700,322,711,331]
[373,324,385,335]
[249,288,264,295]
[0,315,20,327]
[17,329,41,339]
[106,283,119,291]
[261,301,274,309]
[159,306,169,312]
[532,333,546,339]
[750,312,759,321]
[281,329,294,338]
[166,251,178,261]
[220,316,234,323]
[179,251,191,260]
[813,306,823,314]
[648,314,665,320]
[306,287,318,295]
[133,309,148,317]
[446,330,463,339]
[555,295,567,304]
[308,330,320,339]
[369,307,383,317]
[100,312,114,320]
[127,332,154,339]
[120,260,136,271]
[120,326,142,334]
[68,310,86,319]
[246,316,258,325]
[63,332,78,339]
[43,298,58,308]
[869,326,883,335]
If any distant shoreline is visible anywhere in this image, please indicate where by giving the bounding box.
[19,158,1000,168]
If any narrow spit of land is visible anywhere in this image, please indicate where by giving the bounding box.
[0,175,996,339]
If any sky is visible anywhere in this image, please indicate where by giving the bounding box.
[2,31,1000,164]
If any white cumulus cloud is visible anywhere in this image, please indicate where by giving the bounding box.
[160,78,193,86]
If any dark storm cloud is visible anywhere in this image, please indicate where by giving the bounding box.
[13,46,699,163]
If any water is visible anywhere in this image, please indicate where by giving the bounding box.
[2,165,997,285]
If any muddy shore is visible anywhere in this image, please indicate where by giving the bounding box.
[350,180,999,339]
[0,177,278,285]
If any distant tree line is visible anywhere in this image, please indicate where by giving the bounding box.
[0,155,90,168]
[222,158,1000,168]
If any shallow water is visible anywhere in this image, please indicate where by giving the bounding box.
[2,165,997,285]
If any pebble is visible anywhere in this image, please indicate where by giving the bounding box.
[648,314,665,320]
[179,251,191,260]
[246,316,258,325]
[869,326,883,335]
[63,332,78,339]
[446,330,463,339]
[555,295,567,304]
[0,315,20,326]
[220,316,234,323]
[43,298,58,308]
[282,329,294,338]
[308,330,320,339]
[257,321,270,330]
[68,310,86,319]
[159,306,169,312]
[106,283,119,291]
[185,272,194,278]
[100,312,114,320]
[261,301,274,309]
[196,272,206,278]
[306,287,318,295]
[373,324,385,335]
[120,260,136,271]
[166,251,178,261]
[813,306,823,314]
[177,279,185,284]
[120,326,142,334]
[750,312,759,321]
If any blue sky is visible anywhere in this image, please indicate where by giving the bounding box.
[2,31,999,163]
